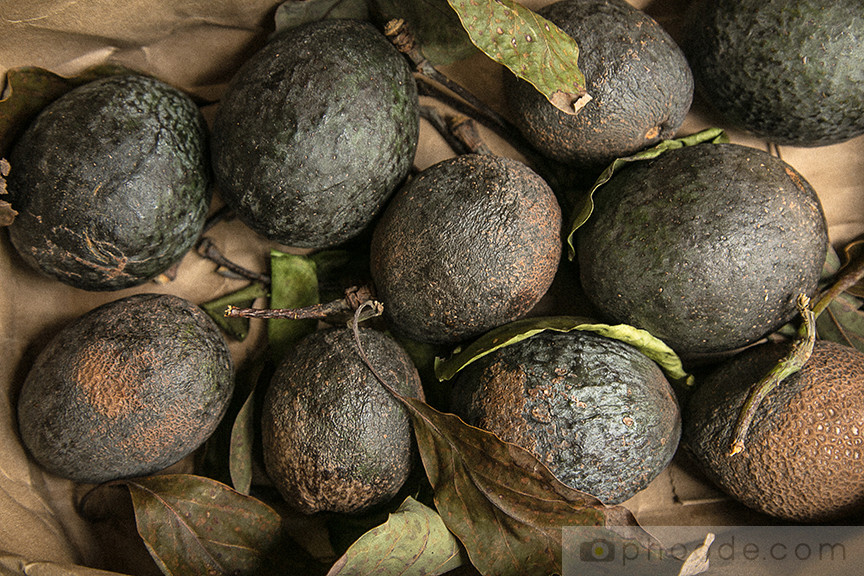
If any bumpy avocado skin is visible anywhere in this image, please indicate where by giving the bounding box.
[262,327,424,515]
[211,19,419,249]
[7,75,210,291]
[370,154,562,345]
[503,0,693,170]
[452,330,681,504]
[17,294,235,484]
[684,0,864,146]
[576,143,828,356]
[684,340,864,522]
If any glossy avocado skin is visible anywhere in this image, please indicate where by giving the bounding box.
[577,143,828,357]
[504,0,693,170]
[262,327,423,514]
[684,0,864,146]
[451,330,681,504]
[17,294,235,484]
[211,19,419,249]
[6,74,210,291]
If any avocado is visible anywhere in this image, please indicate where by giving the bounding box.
[262,327,424,515]
[683,0,864,146]
[370,154,562,345]
[451,330,680,504]
[576,142,828,357]
[683,340,864,522]
[17,293,234,484]
[5,74,210,291]
[211,19,419,249]
[503,0,693,171]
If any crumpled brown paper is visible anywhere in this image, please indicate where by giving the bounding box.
[1,0,862,573]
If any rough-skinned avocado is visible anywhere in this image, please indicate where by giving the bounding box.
[370,154,562,345]
[576,143,828,357]
[262,327,424,515]
[684,340,864,522]
[683,0,864,146]
[503,0,693,171]
[6,74,210,291]
[451,330,681,504]
[211,19,419,249]
[17,293,235,484]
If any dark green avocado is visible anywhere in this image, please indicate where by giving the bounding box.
[576,143,828,357]
[451,330,681,504]
[6,74,210,291]
[261,327,423,514]
[370,154,562,345]
[683,0,864,146]
[503,0,693,171]
[17,293,235,484]
[211,18,419,249]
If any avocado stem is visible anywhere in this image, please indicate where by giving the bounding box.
[812,246,864,319]
[225,285,375,322]
[449,115,493,155]
[728,294,815,456]
[419,106,472,156]
[196,237,271,285]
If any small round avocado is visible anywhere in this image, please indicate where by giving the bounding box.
[576,142,828,357]
[451,330,680,504]
[683,0,864,146]
[17,293,235,484]
[211,19,419,249]
[683,340,864,522]
[262,327,424,515]
[370,154,562,345]
[503,0,693,171]
[6,74,210,291]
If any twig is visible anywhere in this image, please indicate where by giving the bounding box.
[449,115,493,155]
[196,237,271,284]
[225,285,375,322]
[420,105,471,156]
[813,246,864,318]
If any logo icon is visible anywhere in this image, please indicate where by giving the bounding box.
[580,538,615,562]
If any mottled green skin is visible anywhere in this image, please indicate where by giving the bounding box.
[211,19,419,249]
[451,330,680,504]
[262,327,423,515]
[370,154,562,345]
[577,143,827,356]
[684,0,864,146]
[6,75,210,291]
[684,340,864,522]
[504,0,693,170]
[17,294,235,484]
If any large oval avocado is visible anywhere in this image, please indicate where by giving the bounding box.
[262,327,423,515]
[683,0,864,146]
[503,0,693,171]
[451,330,680,504]
[576,143,828,357]
[6,74,210,291]
[370,154,562,345]
[211,19,419,249]
[17,293,235,484]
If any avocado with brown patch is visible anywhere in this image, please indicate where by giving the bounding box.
[262,327,423,515]
[683,340,864,522]
[370,154,562,345]
[503,0,693,171]
[17,293,234,484]
[6,74,210,291]
[451,330,681,504]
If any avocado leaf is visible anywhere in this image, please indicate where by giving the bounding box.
[268,250,320,360]
[434,316,693,389]
[446,0,589,115]
[565,127,728,259]
[274,0,369,34]
[326,496,465,576]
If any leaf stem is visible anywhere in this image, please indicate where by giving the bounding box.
[728,294,815,456]
[813,247,864,318]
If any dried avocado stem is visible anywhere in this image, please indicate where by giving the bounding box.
[728,294,815,456]
[225,285,375,322]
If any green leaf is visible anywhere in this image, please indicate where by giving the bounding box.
[229,360,268,495]
[565,127,728,259]
[326,497,465,576]
[268,250,319,359]
[370,0,478,65]
[434,316,693,388]
[200,283,268,341]
[817,292,864,353]
[120,474,282,576]
[274,0,369,34]
[446,0,588,114]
